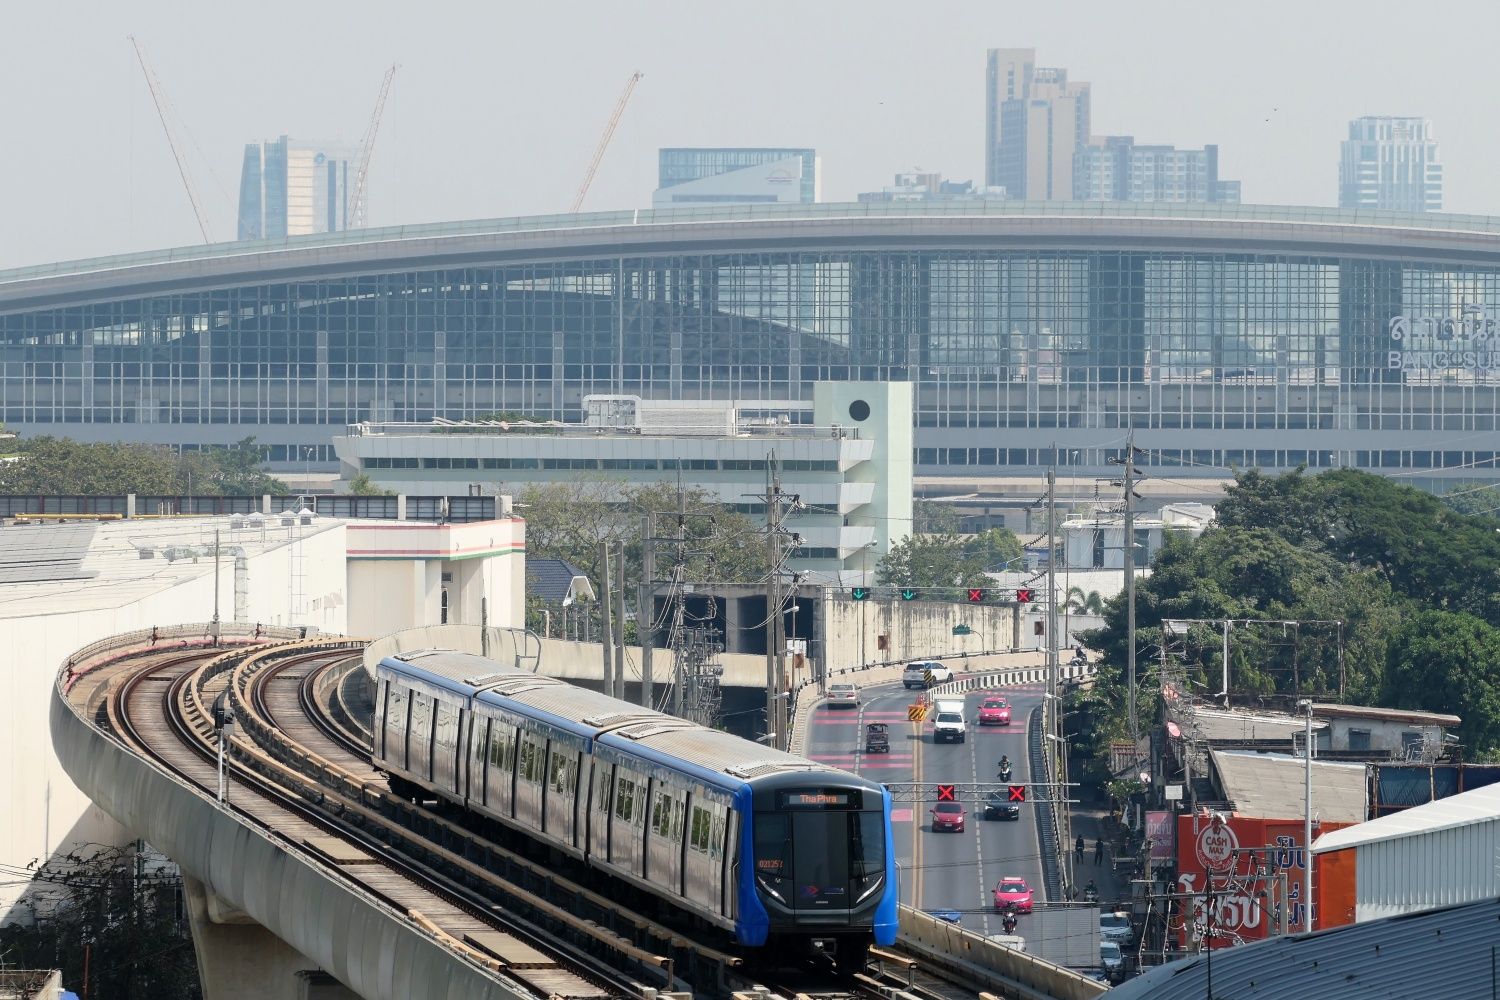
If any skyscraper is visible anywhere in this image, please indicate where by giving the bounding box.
[653,148,820,206]
[237,136,358,240]
[985,48,1090,199]
[1339,117,1442,212]
[1074,137,1240,204]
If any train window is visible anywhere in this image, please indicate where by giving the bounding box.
[518,738,543,783]
[652,790,670,837]
[852,811,886,885]
[594,764,613,814]
[549,750,577,796]
[690,806,712,853]
[615,776,637,823]
[710,811,726,861]
[489,724,515,771]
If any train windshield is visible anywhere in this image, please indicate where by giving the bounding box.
[753,809,885,910]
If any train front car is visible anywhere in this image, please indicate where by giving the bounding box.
[743,771,898,971]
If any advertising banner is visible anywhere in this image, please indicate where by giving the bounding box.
[1173,813,1352,950]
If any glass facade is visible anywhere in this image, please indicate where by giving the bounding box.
[5,209,1500,483]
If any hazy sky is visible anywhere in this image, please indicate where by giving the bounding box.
[4,0,1498,269]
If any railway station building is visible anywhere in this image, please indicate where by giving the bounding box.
[3,201,1500,494]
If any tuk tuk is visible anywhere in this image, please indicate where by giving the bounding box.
[865,723,890,754]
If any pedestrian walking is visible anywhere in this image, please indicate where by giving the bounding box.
[1095,838,1105,865]
[1074,835,1085,863]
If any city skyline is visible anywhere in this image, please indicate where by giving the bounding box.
[4,1,1499,269]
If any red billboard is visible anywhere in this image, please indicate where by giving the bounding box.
[1173,813,1352,950]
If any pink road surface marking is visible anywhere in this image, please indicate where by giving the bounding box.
[890,808,913,822]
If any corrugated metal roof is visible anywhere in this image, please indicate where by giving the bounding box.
[1314,779,1500,853]
[1212,750,1368,824]
[1109,897,1500,1000]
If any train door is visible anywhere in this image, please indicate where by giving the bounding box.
[587,759,613,860]
[373,678,388,760]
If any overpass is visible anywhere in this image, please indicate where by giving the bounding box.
[55,625,1103,999]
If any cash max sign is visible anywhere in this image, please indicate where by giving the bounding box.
[1388,305,1500,370]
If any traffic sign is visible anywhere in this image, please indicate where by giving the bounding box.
[923,668,935,686]
[936,784,956,802]
[1008,785,1027,803]
[908,704,928,722]
[952,624,972,636]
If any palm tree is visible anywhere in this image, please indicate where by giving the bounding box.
[1066,586,1105,615]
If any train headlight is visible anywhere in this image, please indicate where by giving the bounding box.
[856,875,886,904]
[755,875,787,904]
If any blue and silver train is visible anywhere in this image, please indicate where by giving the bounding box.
[371,649,899,966]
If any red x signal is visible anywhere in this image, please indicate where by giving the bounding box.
[967,588,986,603]
[1008,785,1027,802]
[936,784,956,802]
[1015,588,1033,604]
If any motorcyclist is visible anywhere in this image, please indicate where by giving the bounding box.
[998,755,1012,778]
[1084,879,1099,901]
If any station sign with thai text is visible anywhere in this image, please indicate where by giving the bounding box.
[1388,305,1500,370]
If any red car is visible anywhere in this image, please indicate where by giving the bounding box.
[930,801,966,833]
[978,695,1012,726]
[993,876,1034,913]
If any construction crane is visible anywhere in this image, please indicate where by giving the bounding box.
[347,64,398,230]
[570,71,643,213]
[128,35,213,243]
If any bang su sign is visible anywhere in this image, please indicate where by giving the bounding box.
[1174,815,1352,951]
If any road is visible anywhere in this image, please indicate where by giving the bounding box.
[806,676,1048,939]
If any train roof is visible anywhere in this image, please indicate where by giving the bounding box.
[379,648,881,794]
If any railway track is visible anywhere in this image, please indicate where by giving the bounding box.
[97,640,638,1000]
[79,636,1000,1000]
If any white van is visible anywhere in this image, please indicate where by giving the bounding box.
[933,699,967,743]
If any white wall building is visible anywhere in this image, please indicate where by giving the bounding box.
[1062,502,1215,570]
[335,382,913,583]
[1,510,523,923]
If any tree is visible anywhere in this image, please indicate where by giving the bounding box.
[1067,587,1105,615]
[913,498,961,534]
[965,527,1023,572]
[347,472,395,496]
[0,435,286,496]
[875,533,990,590]
[1385,609,1500,756]
[516,478,767,606]
[0,845,200,999]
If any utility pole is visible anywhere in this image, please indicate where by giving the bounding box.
[1302,697,1315,932]
[671,486,687,716]
[764,452,790,747]
[1123,430,1140,744]
[640,514,655,708]
[613,539,627,703]
[599,541,615,696]
[211,528,221,644]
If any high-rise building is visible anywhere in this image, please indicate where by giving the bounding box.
[857,171,1006,203]
[985,48,1090,199]
[1074,137,1240,204]
[653,148,820,206]
[1339,117,1442,212]
[237,136,358,240]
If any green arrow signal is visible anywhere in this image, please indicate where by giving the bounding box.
[901,589,918,601]
[851,587,871,601]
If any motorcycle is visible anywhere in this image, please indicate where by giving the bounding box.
[1083,884,1099,904]
[998,760,1013,782]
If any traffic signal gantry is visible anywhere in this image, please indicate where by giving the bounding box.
[848,586,1036,604]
